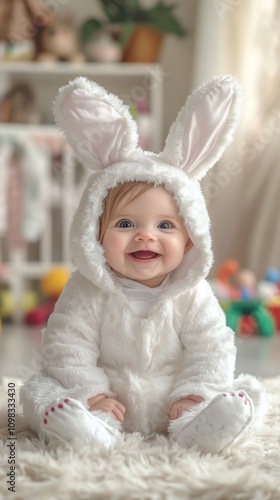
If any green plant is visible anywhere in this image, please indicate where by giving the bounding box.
[81,0,187,47]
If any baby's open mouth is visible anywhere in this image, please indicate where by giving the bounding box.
[130,251,160,260]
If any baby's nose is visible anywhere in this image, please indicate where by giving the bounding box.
[134,228,156,241]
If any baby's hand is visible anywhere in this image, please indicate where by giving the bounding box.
[169,395,204,420]
[87,393,126,422]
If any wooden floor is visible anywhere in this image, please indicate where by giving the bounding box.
[1,324,280,382]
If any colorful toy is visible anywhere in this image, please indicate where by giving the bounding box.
[0,287,39,321]
[216,260,275,337]
[230,268,257,300]
[40,267,70,298]
[265,268,280,285]
[216,259,241,300]
[226,299,275,337]
[217,259,239,285]
[0,0,50,61]
[263,268,280,301]
[266,296,280,332]
[216,260,258,300]
[25,266,71,325]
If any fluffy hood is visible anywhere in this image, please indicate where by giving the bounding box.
[53,76,242,298]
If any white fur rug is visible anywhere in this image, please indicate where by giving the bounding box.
[1,377,280,500]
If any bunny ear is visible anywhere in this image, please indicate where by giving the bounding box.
[53,77,139,170]
[161,75,243,181]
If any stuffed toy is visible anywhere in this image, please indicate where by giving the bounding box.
[0,0,50,61]
[20,75,267,454]
[36,18,85,63]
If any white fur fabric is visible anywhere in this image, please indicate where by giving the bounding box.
[1,377,280,500]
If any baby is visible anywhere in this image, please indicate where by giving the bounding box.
[20,76,266,454]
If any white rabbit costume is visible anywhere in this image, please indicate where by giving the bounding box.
[20,76,266,453]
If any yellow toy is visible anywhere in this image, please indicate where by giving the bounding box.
[40,267,71,299]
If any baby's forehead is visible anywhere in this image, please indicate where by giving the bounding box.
[112,187,181,218]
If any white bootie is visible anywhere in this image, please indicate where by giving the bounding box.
[40,397,121,447]
[170,391,254,454]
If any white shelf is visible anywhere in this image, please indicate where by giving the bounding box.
[0,61,161,77]
[0,61,164,320]
[0,123,60,135]
[0,61,164,151]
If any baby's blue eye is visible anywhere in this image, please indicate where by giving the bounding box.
[158,221,174,229]
[117,219,134,228]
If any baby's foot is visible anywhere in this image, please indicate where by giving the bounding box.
[40,397,119,446]
[174,391,253,454]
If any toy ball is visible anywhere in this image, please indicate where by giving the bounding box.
[40,267,71,299]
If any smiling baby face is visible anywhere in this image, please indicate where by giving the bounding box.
[100,184,193,288]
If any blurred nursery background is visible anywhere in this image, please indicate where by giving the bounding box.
[0,0,280,381]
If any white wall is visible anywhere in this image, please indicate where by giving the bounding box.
[160,0,197,139]
[190,0,224,89]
